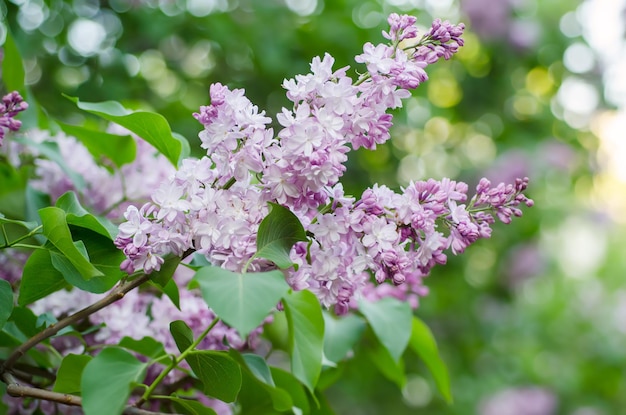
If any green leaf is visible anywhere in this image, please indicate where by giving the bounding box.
[149,277,180,309]
[364,338,406,389]
[57,121,137,169]
[18,249,67,306]
[53,354,92,395]
[65,96,187,166]
[119,337,166,360]
[168,397,218,415]
[170,320,194,353]
[409,316,452,404]
[51,245,119,294]
[358,297,412,363]
[242,353,275,386]
[56,192,118,239]
[270,366,311,415]
[255,202,307,269]
[1,30,25,93]
[0,280,14,330]
[150,255,181,288]
[39,207,103,279]
[185,351,242,402]
[322,312,366,364]
[229,350,293,413]
[81,348,147,415]
[283,289,324,393]
[192,266,289,337]
[0,215,38,232]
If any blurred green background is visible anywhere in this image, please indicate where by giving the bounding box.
[2,0,625,413]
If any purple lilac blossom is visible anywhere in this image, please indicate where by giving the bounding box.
[479,386,558,415]
[0,91,28,146]
[115,14,533,314]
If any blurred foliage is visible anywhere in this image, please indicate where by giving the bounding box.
[3,0,624,414]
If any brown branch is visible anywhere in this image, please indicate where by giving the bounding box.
[1,273,151,372]
[2,373,178,415]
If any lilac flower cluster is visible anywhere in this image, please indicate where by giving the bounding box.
[290,178,533,314]
[0,91,28,146]
[114,14,531,313]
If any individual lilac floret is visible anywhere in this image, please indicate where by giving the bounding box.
[0,91,28,145]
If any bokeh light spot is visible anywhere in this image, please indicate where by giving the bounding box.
[67,18,107,57]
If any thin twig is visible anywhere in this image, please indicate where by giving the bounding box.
[2,373,177,415]
[1,273,151,372]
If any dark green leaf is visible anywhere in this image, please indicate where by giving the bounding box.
[283,289,324,393]
[150,255,181,288]
[56,192,118,239]
[57,121,137,169]
[39,207,103,279]
[229,350,292,413]
[358,297,412,363]
[364,338,406,389]
[53,354,92,395]
[185,351,242,402]
[119,337,166,360]
[271,366,311,415]
[149,277,180,309]
[409,316,452,404]
[0,280,14,330]
[19,248,68,306]
[169,397,218,415]
[170,320,194,353]
[51,246,119,293]
[1,31,25,93]
[322,312,366,364]
[65,96,186,166]
[255,202,307,269]
[192,266,289,337]
[81,348,147,415]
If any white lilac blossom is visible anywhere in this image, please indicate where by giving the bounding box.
[0,91,28,146]
[115,14,532,314]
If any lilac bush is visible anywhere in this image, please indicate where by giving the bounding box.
[0,12,532,415]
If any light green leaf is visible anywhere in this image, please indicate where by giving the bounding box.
[192,266,289,337]
[358,297,412,363]
[255,203,307,269]
[18,249,67,306]
[185,351,242,402]
[283,289,324,393]
[81,348,147,415]
[409,316,453,404]
[242,353,275,386]
[323,311,366,364]
[0,280,14,330]
[1,31,25,93]
[56,192,118,239]
[39,207,103,279]
[119,337,166,360]
[65,96,187,166]
[53,354,92,395]
[57,121,137,169]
